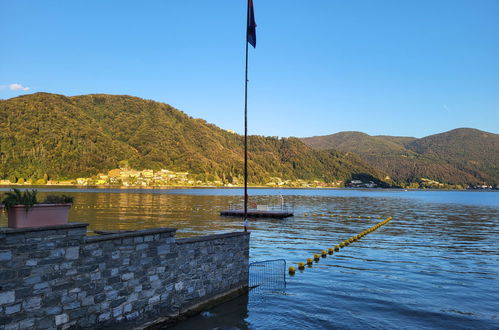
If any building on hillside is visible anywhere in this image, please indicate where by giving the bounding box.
[120,170,141,178]
[108,169,122,178]
[142,170,154,178]
[76,178,89,185]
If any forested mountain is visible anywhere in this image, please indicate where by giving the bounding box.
[0,93,388,186]
[405,129,499,184]
[301,128,499,186]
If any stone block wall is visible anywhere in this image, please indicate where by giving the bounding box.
[0,223,250,329]
[176,232,250,312]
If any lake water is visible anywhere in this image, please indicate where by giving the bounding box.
[1,187,498,329]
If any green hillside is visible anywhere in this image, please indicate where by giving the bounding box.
[301,129,499,186]
[406,128,499,183]
[302,131,414,157]
[0,93,388,186]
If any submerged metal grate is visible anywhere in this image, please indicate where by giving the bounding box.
[249,259,286,292]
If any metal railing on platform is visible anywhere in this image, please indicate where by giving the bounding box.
[228,203,294,212]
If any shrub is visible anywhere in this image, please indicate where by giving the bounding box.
[43,195,74,204]
[2,188,38,211]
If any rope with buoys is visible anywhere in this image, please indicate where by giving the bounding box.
[289,216,393,275]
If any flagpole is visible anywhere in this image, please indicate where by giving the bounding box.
[243,0,250,232]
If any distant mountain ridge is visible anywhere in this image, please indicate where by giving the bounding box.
[0,92,388,186]
[301,128,499,186]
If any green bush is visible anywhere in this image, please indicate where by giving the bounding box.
[2,188,38,211]
[43,195,74,204]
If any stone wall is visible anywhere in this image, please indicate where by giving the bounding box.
[0,223,250,329]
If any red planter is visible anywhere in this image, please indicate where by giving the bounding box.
[7,204,72,228]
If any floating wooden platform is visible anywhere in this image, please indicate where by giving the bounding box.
[220,209,294,219]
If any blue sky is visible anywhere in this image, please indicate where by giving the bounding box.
[1,0,498,138]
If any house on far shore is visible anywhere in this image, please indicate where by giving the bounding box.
[76,178,89,185]
[142,170,154,178]
[348,180,377,188]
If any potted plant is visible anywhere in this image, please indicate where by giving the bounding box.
[2,189,74,228]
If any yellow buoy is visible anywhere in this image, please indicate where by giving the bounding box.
[340,242,345,248]
[307,258,313,265]
[289,266,296,275]
[314,253,320,261]
[344,241,350,246]
[328,248,334,255]
[298,262,305,270]
[321,250,327,257]
[334,245,340,252]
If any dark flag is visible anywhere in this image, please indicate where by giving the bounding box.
[247,0,257,48]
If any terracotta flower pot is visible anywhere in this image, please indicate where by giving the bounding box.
[7,203,72,228]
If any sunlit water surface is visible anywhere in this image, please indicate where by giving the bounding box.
[1,187,498,329]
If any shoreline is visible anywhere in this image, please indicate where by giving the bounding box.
[0,183,497,191]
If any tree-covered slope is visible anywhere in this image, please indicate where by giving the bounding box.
[302,131,414,157]
[0,93,388,185]
[406,128,499,183]
[0,93,137,181]
[301,128,499,185]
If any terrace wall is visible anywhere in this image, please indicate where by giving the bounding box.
[0,223,249,329]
